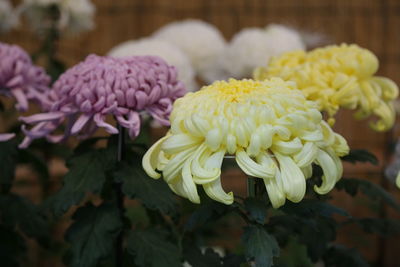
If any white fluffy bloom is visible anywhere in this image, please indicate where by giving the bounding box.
[222,24,305,79]
[153,19,227,84]
[22,0,95,35]
[0,0,18,33]
[108,38,198,92]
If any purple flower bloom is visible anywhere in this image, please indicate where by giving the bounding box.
[19,55,186,148]
[0,42,51,112]
[0,42,50,142]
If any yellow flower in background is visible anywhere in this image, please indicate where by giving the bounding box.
[142,78,349,208]
[254,44,399,131]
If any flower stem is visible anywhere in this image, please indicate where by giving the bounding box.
[115,125,125,267]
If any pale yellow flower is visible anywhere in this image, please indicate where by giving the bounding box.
[142,78,349,208]
[254,44,399,131]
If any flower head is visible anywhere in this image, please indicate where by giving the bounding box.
[222,24,305,79]
[152,19,227,84]
[108,38,198,92]
[254,44,399,131]
[0,42,51,112]
[142,78,349,208]
[22,0,95,35]
[19,55,186,148]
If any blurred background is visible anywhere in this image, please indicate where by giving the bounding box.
[1,0,400,266]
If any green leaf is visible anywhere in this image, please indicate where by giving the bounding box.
[336,178,400,212]
[323,244,368,267]
[0,139,18,186]
[184,246,223,267]
[341,149,378,165]
[65,203,122,267]
[0,224,27,267]
[185,201,232,231]
[0,194,49,245]
[114,161,177,215]
[280,199,348,218]
[48,147,116,216]
[242,225,279,267]
[244,198,268,224]
[127,228,181,267]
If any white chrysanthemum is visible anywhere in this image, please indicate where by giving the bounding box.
[263,24,305,56]
[108,38,198,92]
[143,78,349,208]
[0,0,18,33]
[22,0,95,35]
[152,19,227,83]
[222,24,305,79]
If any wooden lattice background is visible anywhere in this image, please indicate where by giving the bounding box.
[2,0,400,266]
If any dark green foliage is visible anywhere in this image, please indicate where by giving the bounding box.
[114,161,177,215]
[244,197,268,224]
[323,245,369,267]
[127,228,181,267]
[280,199,349,218]
[48,145,117,216]
[242,225,279,267]
[0,225,26,267]
[185,201,233,231]
[341,149,378,165]
[336,178,400,212]
[184,246,223,267]
[0,194,49,245]
[65,203,122,267]
[0,139,18,187]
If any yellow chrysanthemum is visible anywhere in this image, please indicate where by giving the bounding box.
[254,44,399,131]
[142,78,349,208]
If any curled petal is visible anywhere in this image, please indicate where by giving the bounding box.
[236,148,275,179]
[94,114,118,134]
[163,146,198,183]
[0,133,15,141]
[274,152,306,202]
[192,145,221,184]
[293,142,318,167]
[264,169,286,208]
[142,135,170,179]
[271,137,302,155]
[181,158,201,203]
[162,134,202,154]
[314,149,338,194]
[71,114,91,134]
[20,112,65,124]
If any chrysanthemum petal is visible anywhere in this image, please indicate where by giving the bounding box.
[162,134,202,154]
[142,135,169,179]
[275,152,306,202]
[236,148,275,179]
[314,149,338,194]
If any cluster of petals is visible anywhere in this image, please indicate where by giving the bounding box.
[143,78,349,208]
[22,0,95,35]
[254,44,399,131]
[222,24,305,79]
[108,38,198,92]
[0,42,50,141]
[152,19,227,84]
[19,55,186,148]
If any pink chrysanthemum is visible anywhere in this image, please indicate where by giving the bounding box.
[0,42,50,142]
[19,55,186,148]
